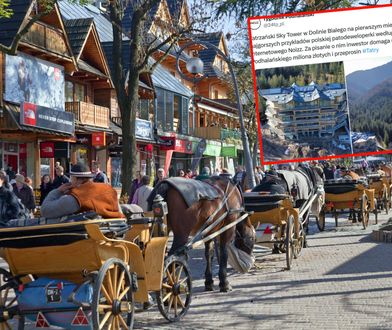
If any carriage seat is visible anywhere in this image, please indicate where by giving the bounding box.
[0,213,128,249]
[324,178,367,194]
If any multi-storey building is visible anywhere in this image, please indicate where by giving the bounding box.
[260,82,349,142]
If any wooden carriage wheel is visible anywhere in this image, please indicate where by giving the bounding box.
[316,208,326,232]
[293,219,304,259]
[361,195,370,229]
[92,258,134,330]
[156,255,192,322]
[285,215,295,270]
[0,268,24,330]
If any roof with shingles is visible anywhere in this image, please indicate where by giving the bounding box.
[192,32,226,78]
[166,0,183,21]
[58,0,118,43]
[64,18,93,57]
[0,0,31,48]
[122,2,160,37]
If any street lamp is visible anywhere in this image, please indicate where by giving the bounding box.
[175,40,256,189]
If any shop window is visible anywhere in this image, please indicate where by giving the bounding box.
[214,90,219,99]
[156,88,165,130]
[174,95,180,133]
[139,99,150,120]
[165,92,174,131]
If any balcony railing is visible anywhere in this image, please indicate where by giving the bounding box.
[221,128,241,140]
[65,101,109,128]
[22,20,68,56]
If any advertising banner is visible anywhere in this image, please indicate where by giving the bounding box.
[20,102,74,135]
[40,142,55,158]
[135,118,153,140]
[158,136,176,150]
[5,53,65,111]
[92,132,106,147]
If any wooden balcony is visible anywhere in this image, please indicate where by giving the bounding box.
[22,20,68,56]
[194,127,242,141]
[65,101,109,128]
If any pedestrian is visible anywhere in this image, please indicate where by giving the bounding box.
[6,164,15,181]
[52,165,70,189]
[185,169,193,178]
[177,169,185,177]
[195,167,211,180]
[213,168,220,176]
[128,171,142,203]
[132,175,153,212]
[25,177,33,190]
[233,165,247,191]
[92,161,109,183]
[41,163,123,219]
[12,174,35,214]
[192,169,199,178]
[0,170,30,226]
[153,168,165,187]
[323,162,334,180]
[40,174,53,205]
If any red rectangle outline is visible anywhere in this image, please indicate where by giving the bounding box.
[247,4,392,166]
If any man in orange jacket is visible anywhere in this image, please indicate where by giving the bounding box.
[41,163,123,219]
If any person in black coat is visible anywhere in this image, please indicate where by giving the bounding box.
[52,166,70,189]
[0,170,30,226]
[40,174,53,205]
[13,174,35,213]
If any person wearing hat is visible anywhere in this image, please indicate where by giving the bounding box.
[41,163,123,219]
[252,170,287,195]
[341,167,360,180]
[12,174,35,213]
[195,166,211,180]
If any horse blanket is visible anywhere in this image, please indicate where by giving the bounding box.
[147,177,220,209]
[277,169,314,200]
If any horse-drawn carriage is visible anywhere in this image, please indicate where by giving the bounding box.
[0,199,192,329]
[243,168,324,270]
[367,173,390,215]
[318,178,376,231]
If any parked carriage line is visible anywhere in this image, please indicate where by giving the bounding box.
[0,166,390,329]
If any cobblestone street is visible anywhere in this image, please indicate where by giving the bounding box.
[136,212,392,330]
[8,212,392,329]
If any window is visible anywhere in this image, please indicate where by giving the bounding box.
[139,99,150,120]
[214,90,219,99]
[156,89,165,130]
[65,81,73,102]
[165,92,173,131]
[65,81,85,102]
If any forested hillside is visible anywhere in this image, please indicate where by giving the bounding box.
[349,77,392,148]
[257,62,345,89]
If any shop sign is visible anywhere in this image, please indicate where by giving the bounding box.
[136,119,153,140]
[158,136,176,150]
[203,143,221,157]
[40,142,54,158]
[221,146,237,157]
[20,102,74,134]
[92,132,106,147]
[76,134,90,145]
[175,139,193,154]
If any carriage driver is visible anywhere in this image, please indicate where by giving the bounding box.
[41,163,124,219]
[340,167,360,181]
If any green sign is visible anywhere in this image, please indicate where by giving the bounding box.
[203,143,221,156]
[221,146,237,157]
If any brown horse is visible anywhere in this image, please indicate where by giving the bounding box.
[150,176,255,292]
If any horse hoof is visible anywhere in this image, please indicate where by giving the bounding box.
[205,285,214,291]
[219,285,232,293]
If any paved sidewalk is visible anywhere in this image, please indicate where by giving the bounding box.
[137,214,392,330]
[7,213,392,329]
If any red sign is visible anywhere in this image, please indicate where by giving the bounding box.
[175,139,193,154]
[92,132,106,147]
[40,142,55,158]
[158,136,176,150]
[23,102,37,126]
